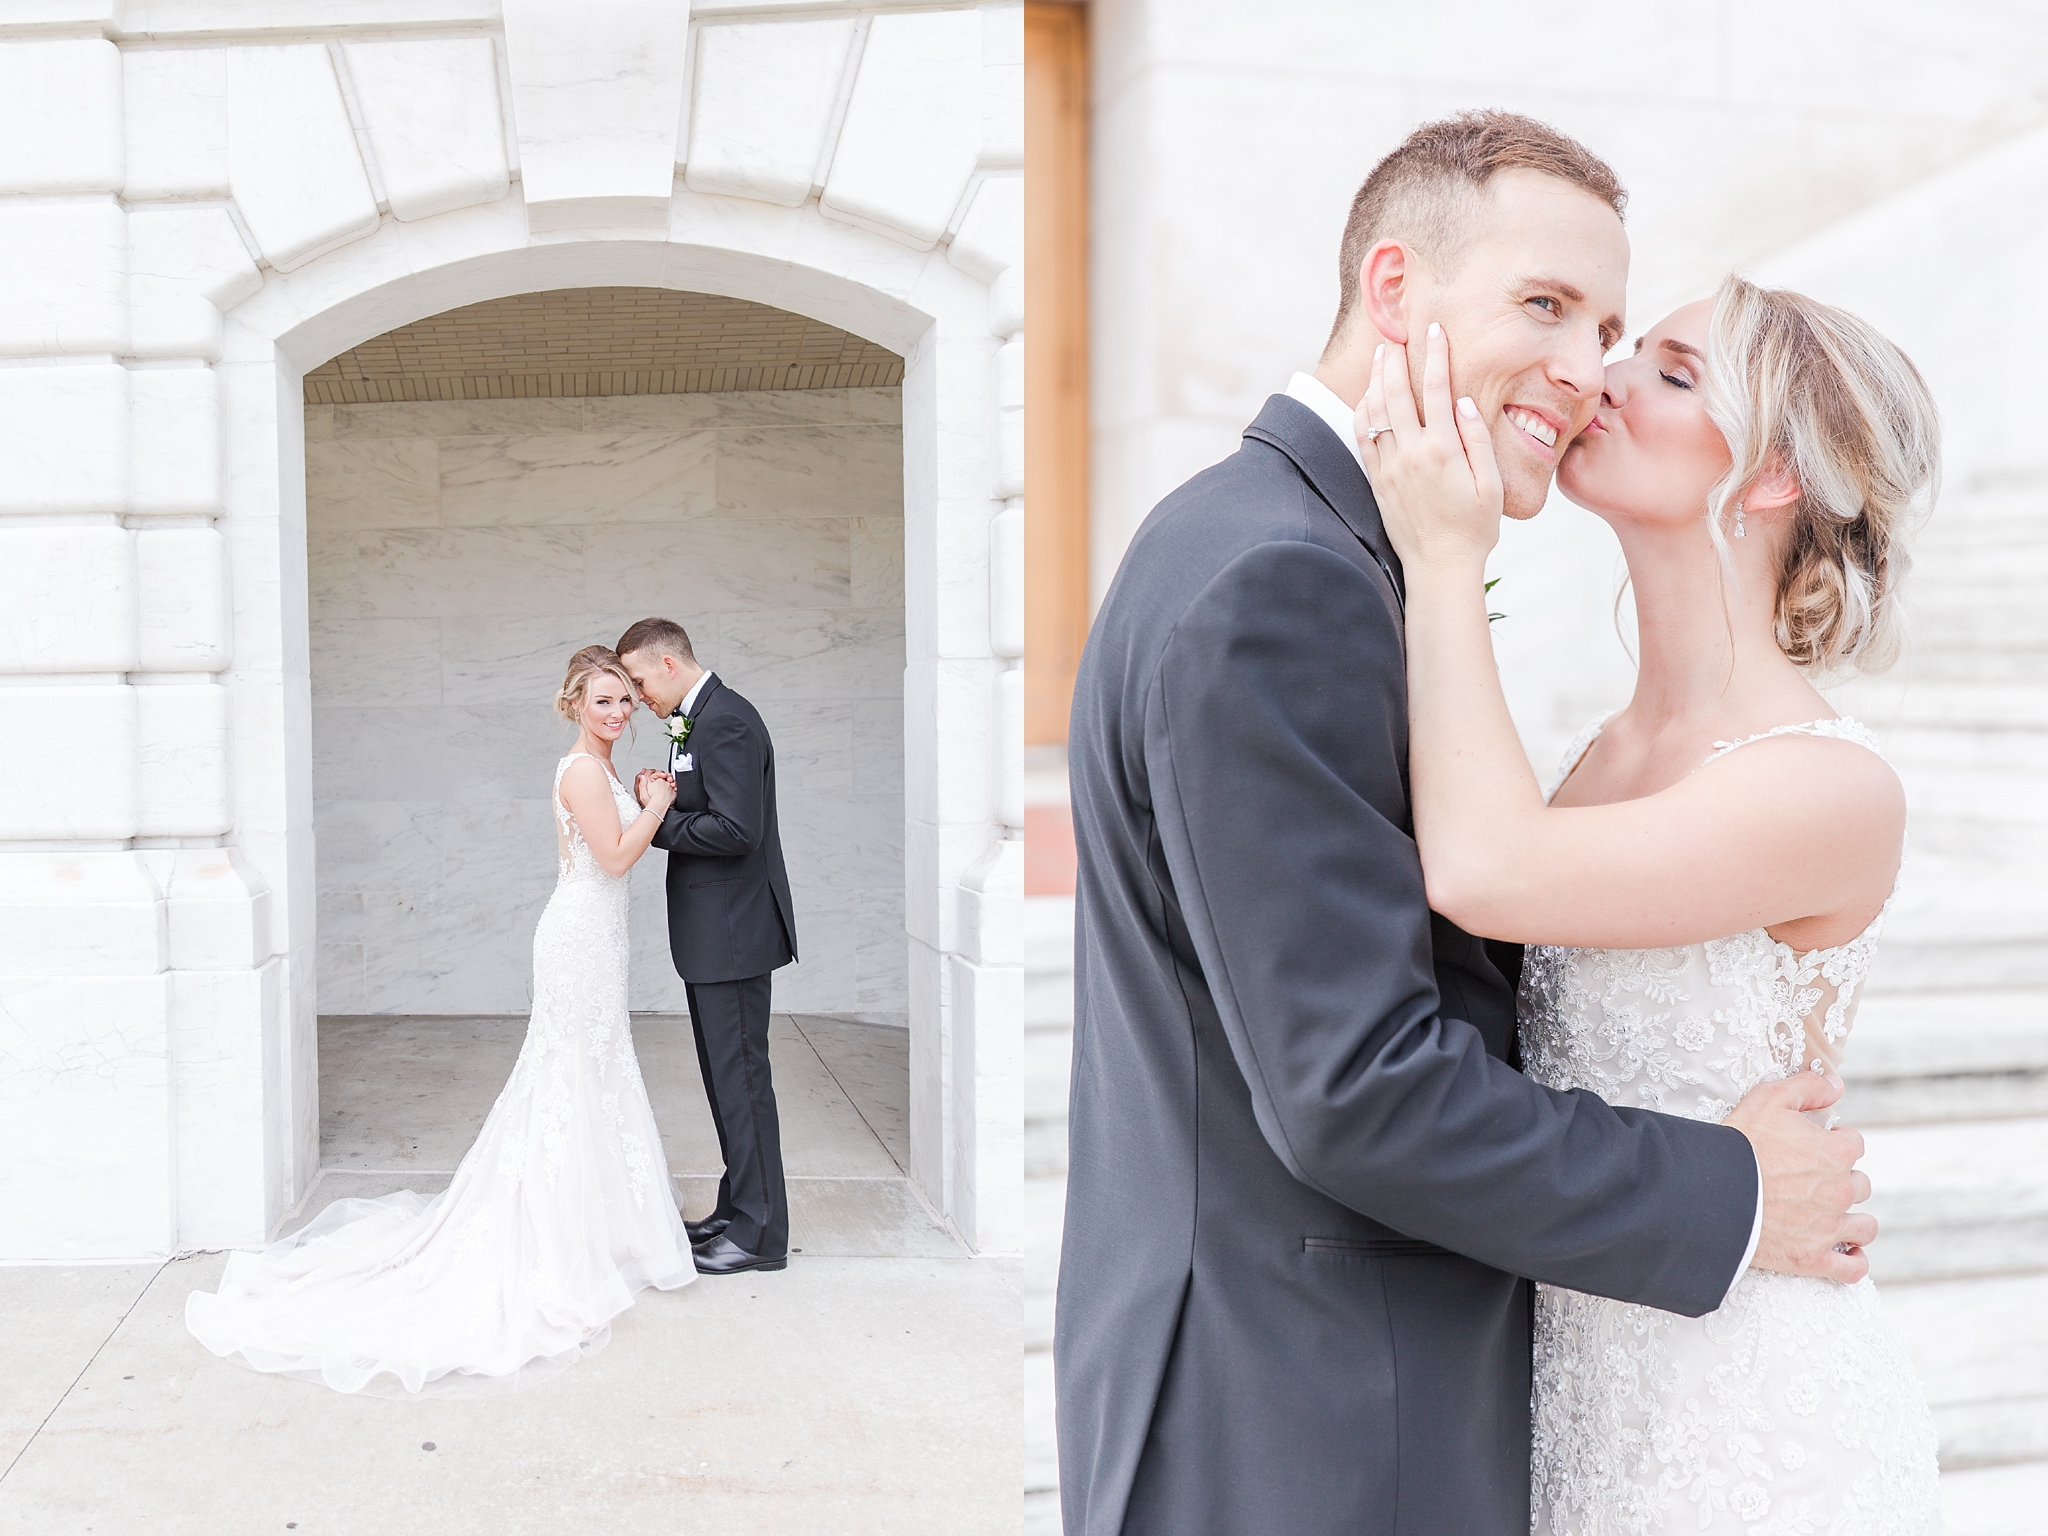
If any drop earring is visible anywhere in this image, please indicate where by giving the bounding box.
[1734,502,1748,539]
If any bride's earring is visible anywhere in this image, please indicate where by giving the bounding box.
[1734,502,1748,540]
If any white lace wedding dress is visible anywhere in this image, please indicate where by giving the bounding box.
[185,753,695,1397]
[1523,717,1941,1536]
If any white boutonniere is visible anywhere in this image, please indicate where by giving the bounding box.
[663,714,695,749]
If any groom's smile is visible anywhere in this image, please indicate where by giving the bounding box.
[1343,168,1629,521]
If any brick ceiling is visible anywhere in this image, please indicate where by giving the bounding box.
[303,287,904,404]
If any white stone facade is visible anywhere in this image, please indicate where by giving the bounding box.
[0,0,1023,1262]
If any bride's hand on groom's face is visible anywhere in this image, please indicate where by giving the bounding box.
[1356,323,1504,572]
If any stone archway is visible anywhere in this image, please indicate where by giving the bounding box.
[0,10,1021,1261]
[212,196,1017,1255]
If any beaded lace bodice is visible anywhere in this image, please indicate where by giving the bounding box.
[1522,715,1940,1536]
[554,751,643,886]
[1521,716,1893,1110]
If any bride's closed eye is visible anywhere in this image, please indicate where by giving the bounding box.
[1660,371,1695,391]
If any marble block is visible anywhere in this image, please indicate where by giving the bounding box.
[0,974,172,1260]
[121,47,229,202]
[685,19,858,209]
[340,37,511,223]
[312,524,586,620]
[501,0,687,230]
[438,431,715,525]
[585,518,852,612]
[127,206,264,361]
[979,2,1024,168]
[137,527,233,674]
[226,45,379,271]
[153,848,272,972]
[306,616,440,709]
[989,501,1023,657]
[136,684,232,839]
[304,438,440,531]
[0,686,138,840]
[948,948,1023,1253]
[852,515,907,611]
[436,612,626,706]
[0,851,162,978]
[169,962,281,1249]
[947,172,1021,286]
[0,525,135,673]
[716,424,904,519]
[0,201,127,358]
[822,9,982,249]
[719,605,904,701]
[0,38,122,195]
[993,665,1022,828]
[128,367,221,515]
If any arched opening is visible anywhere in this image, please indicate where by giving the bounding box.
[293,284,945,1249]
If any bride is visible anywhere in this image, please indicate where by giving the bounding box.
[1356,278,1944,1531]
[186,645,694,1397]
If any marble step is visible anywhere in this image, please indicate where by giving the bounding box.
[1883,1273,2048,1471]
[1834,680,2048,733]
[1942,1460,2048,1536]
[1870,871,2048,990]
[1861,1116,2048,1282]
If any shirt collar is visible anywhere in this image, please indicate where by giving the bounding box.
[1284,371,1366,473]
[676,670,712,719]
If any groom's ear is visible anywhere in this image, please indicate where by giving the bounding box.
[1359,239,1414,347]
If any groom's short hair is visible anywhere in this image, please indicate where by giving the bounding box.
[615,616,696,662]
[1328,111,1627,345]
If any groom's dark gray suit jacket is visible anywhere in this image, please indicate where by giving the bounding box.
[1055,395,1759,1536]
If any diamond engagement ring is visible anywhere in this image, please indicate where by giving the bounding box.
[1362,425,1392,441]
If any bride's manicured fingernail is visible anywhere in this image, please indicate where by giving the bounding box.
[1428,321,1442,340]
[1458,396,1479,418]
[1374,343,1384,363]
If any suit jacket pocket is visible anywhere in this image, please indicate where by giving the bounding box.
[1303,1234,1456,1260]
[686,875,740,890]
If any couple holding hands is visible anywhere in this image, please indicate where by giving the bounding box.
[187,617,798,1396]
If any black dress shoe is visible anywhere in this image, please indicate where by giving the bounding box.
[684,1215,730,1245]
[691,1233,787,1275]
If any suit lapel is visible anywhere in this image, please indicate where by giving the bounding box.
[670,673,720,774]
[1243,394,1405,606]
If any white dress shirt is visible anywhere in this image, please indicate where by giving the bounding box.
[669,669,712,775]
[678,668,711,719]
[1281,367,1766,1297]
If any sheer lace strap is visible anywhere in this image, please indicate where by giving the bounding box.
[1546,711,1618,803]
[1699,716,1883,770]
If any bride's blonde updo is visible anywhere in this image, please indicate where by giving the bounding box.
[555,645,638,722]
[1702,274,1941,675]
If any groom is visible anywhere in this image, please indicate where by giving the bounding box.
[617,617,798,1277]
[1057,112,1877,1534]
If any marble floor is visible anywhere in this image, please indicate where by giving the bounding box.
[0,1015,1018,1534]
[309,1013,950,1258]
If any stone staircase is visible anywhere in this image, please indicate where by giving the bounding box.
[1834,477,2048,1525]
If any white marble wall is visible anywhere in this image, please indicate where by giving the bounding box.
[1089,0,2048,770]
[307,387,906,1019]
